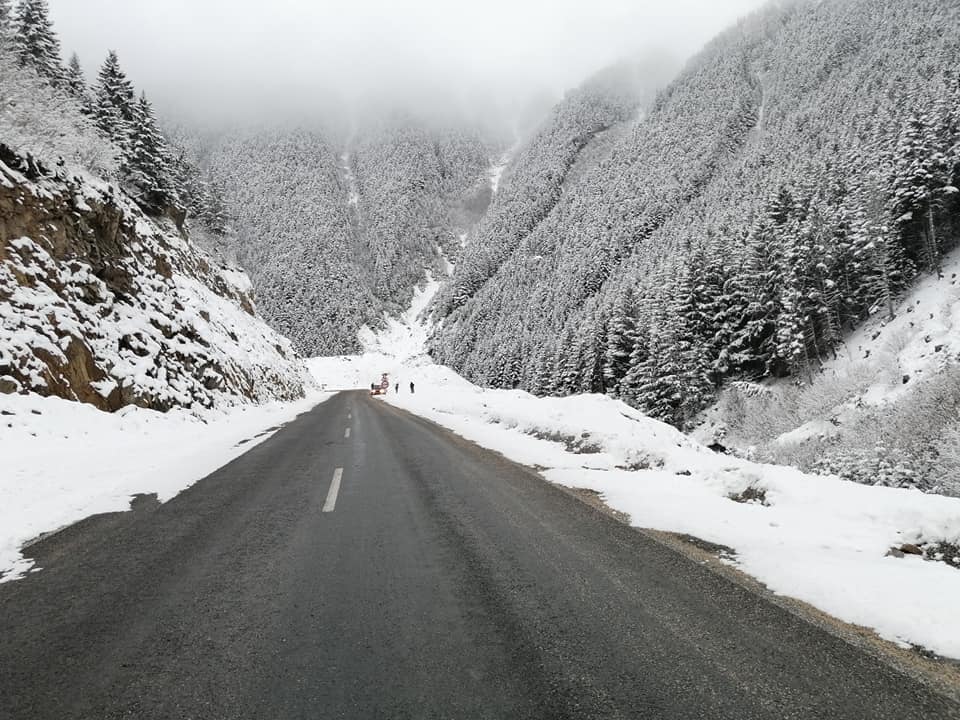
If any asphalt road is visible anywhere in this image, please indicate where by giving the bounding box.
[1,390,957,719]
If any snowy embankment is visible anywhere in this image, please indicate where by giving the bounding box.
[307,271,960,660]
[0,390,329,583]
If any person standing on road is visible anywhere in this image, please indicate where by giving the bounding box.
[410,381,415,394]
[395,382,399,394]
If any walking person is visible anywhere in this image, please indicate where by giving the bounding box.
[410,381,415,394]
[395,382,399,394]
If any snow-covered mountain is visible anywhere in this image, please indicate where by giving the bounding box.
[202,115,496,356]
[429,0,960,440]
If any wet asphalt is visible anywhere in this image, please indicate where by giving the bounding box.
[1,390,957,719]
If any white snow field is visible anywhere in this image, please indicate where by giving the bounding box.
[0,390,329,583]
[310,273,960,660]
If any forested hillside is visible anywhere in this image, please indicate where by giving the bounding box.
[430,0,960,439]
[204,117,493,355]
[434,60,670,317]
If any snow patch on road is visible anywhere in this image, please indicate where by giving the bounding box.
[0,390,330,583]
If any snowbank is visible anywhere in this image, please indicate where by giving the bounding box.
[0,390,329,583]
[373,362,960,659]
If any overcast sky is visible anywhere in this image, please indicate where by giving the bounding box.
[47,0,768,124]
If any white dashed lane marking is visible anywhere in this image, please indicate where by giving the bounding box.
[323,468,343,513]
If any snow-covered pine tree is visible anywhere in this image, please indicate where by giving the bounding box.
[552,327,580,395]
[65,53,92,113]
[579,310,608,394]
[603,287,638,394]
[93,50,136,150]
[530,344,556,396]
[619,318,651,404]
[634,325,684,424]
[0,0,13,40]
[672,252,722,420]
[848,180,906,321]
[890,85,954,276]
[731,217,785,378]
[127,92,179,210]
[13,0,64,83]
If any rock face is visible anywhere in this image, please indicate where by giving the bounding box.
[0,144,312,411]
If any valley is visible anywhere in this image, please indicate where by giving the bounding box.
[2,0,960,716]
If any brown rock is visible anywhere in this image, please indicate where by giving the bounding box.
[900,543,923,555]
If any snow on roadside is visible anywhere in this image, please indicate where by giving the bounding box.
[380,366,960,658]
[0,390,329,583]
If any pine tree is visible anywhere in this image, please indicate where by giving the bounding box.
[0,0,13,41]
[619,321,650,404]
[603,288,638,393]
[580,311,608,394]
[634,326,684,424]
[94,50,136,149]
[531,343,555,396]
[726,217,785,378]
[552,327,580,395]
[65,53,91,111]
[127,92,179,209]
[890,88,953,276]
[848,182,906,320]
[672,255,721,420]
[13,0,64,83]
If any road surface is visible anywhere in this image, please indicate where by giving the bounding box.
[1,391,957,719]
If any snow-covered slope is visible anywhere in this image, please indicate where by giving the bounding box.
[307,269,441,391]
[0,145,313,411]
[429,0,960,435]
[204,118,495,355]
[696,244,960,495]
[0,145,328,584]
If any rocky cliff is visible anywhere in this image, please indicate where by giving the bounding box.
[0,145,312,411]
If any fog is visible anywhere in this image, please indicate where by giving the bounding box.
[47,0,768,125]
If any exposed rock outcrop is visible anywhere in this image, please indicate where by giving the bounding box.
[0,144,312,411]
